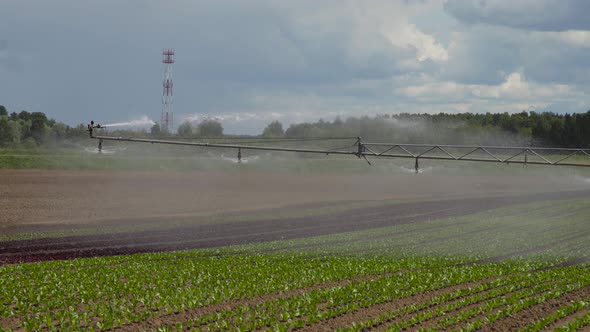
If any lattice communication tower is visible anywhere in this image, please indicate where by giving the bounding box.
[161,48,174,132]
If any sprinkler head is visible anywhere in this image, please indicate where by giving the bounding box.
[88,120,102,137]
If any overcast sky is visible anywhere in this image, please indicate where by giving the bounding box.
[1,0,589,134]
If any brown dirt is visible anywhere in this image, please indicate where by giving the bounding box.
[2,189,589,264]
[1,169,587,226]
[1,169,590,264]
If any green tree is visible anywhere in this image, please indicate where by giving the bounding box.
[0,116,10,145]
[50,122,68,142]
[0,117,21,146]
[197,120,223,137]
[262,121,284,137]
[285,123,314,138]
[18,110,31,122]
[65,124,89,139]
[150,123,161,137]
[0,105,7,117]
[8,120,21,144]
[30,112,48,144]
[177,121,193,137]
[19,119,32,141]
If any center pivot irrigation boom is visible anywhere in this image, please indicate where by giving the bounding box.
[87,121,590,172]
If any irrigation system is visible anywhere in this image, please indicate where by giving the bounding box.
[88,122,590,172]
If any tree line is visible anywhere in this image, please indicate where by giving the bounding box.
[0,106,91,147]
[1,104,589,148]
[274,111,590,147]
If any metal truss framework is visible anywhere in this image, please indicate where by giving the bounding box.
[90,131,590,172]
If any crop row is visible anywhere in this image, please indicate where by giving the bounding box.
[336,266,575,331]
[445,276,586,331]
[157,263,578,331]
[328,265,589,332]
[521,300,589,331]
[224,198,590,262]
[0,256,581,330]
[0,252,472,331]
[554,311,590,331]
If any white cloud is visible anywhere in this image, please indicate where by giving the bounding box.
[401,72,573,100]
[473,72,572,99]
[397,71,581,113]
[386,24,449,62]
[540,30,590,48]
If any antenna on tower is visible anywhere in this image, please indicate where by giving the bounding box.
[161,48,175,132]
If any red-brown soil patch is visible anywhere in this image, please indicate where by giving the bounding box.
[2,189,588,264]
[2,169,586,226]
[2,169,590,264]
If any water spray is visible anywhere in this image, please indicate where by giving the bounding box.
[101,116,156,128]
[88,117,156,153]
[87,119,590,169]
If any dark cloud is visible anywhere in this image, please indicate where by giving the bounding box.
[0,0,588,129]
[441,28,519,85]
[442,26,590,86]
[172,2,412,86]
[0,0,424,125]
[444,0,590,31]
[0,40,24,75]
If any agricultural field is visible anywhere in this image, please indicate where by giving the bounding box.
[2,166,590,331]
[4,0,590,330]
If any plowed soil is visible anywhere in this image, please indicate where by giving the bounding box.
[2,169,589,264]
